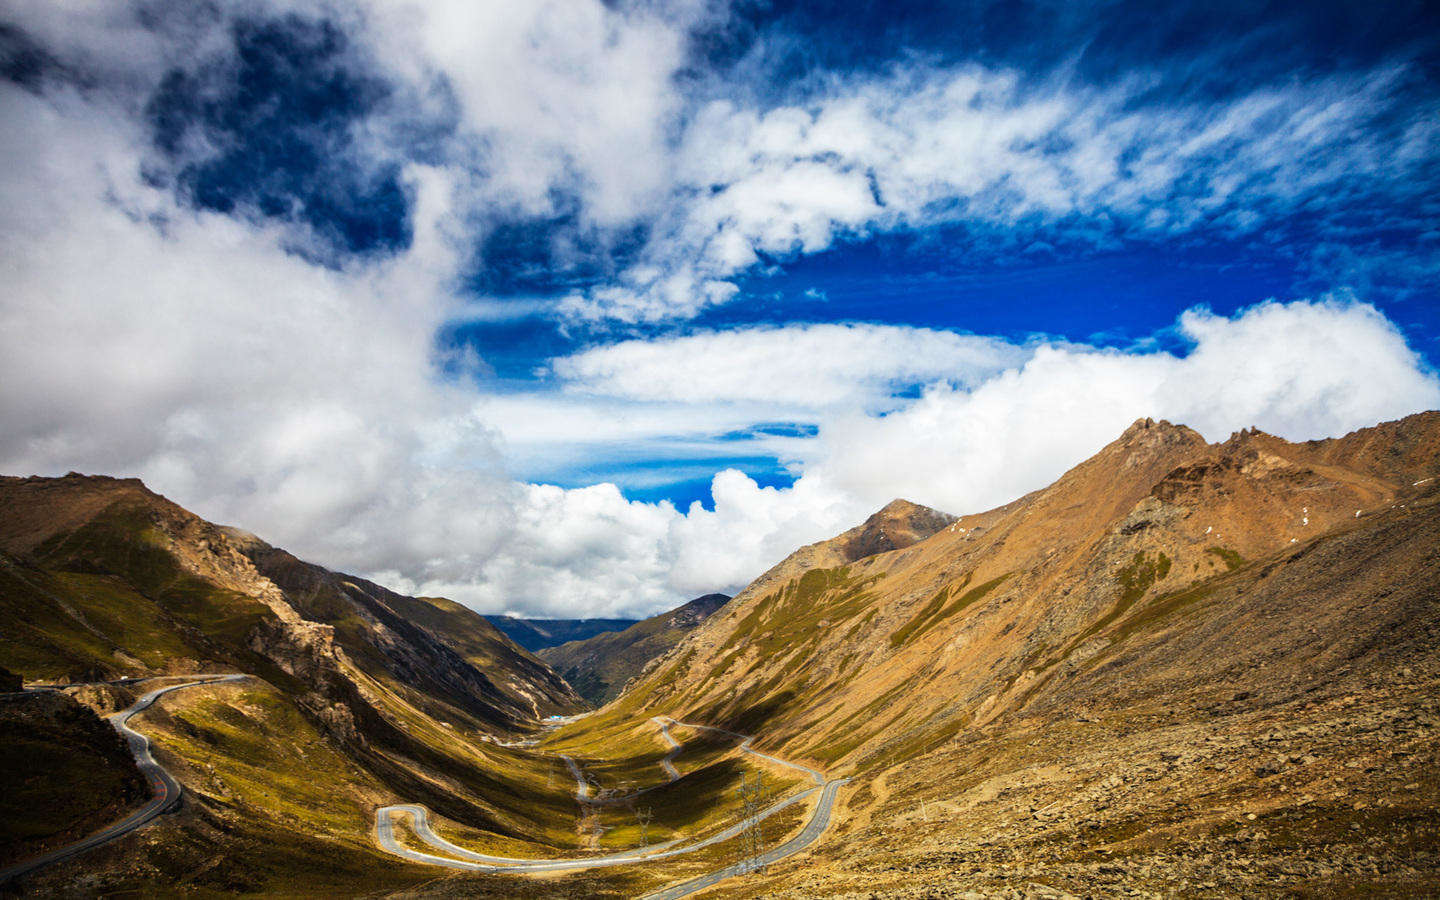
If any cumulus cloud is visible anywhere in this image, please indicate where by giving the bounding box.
[808,298,1440,515]
[3,77,1437,617]
[357,0,704,226]
[0,73,842,618]
[0,81,517,578]
[397,296,1440,615]
[3,2,1439,620]
[15,0,1429,327]
[522,296,1440,609]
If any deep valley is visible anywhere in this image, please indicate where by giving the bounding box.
[2,413,1438,897]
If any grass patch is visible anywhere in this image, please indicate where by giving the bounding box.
[890,571,1013,649]
[1117,551,1170,608]
[1206,546,1245,571]
[858,708,971,771]
[891,584,956,648]
[138,680,433,895]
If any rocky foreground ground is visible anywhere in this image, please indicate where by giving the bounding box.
[704,663,1438,898]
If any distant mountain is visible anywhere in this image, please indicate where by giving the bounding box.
[538,593,732,705]
[483,615,641,653]
[529,498,956,706]
[724,497,959,603]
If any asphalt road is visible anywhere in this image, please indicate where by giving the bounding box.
[375,804,686,872]
[0,674,247,886]
[666,718,826,785]
[4,673,845,894]
[561,753,593,801]
[639,776,851,900]
[653,716,683,781]
[375,714,850,892]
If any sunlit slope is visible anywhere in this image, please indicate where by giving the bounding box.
[700,485,1440,896]
[0,474,579,723]
[227,532,584,720]
[609,413,1440,777]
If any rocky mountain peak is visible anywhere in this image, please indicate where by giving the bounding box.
[666,592,730,628]
[840,498,957,562]
[1117,417,1205,447]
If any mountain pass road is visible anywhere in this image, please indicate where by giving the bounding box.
[0,674,247,886]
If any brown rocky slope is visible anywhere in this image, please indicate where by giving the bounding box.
[0,473,581,729]
[595,411,1440,895]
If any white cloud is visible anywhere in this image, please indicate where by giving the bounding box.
[3,5,1439,622]
[493,296,1440,611]
[380,471,864,617]
[663,468,862,596]
[357,0,706,227]
[19,0,1426,329]
[3,80,1437,619]
[556,272,741,324]
[570,62,1434,321]
[806,298,1440,515]
[550,323,1030,407]
[0,82,518,582]
[0,76,844,619]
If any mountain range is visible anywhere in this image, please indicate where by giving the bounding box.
[583,412,1440,894]
[538,593,732,705]
[483,615,643,653]
[2,411,1437,896]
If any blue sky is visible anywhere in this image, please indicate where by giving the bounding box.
[2,0,1439,615]
[444,0,1440,508]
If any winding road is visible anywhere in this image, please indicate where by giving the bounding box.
[4,675,845,896]
[653,716,683,781]
[374,715,849,896]
[0,674,247,886]
[639,776,851,900]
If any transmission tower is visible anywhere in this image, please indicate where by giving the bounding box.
[734,770,767,874]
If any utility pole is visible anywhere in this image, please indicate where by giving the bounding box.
[637,806,653,847]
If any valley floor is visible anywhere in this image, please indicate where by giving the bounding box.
[6,678,836,899]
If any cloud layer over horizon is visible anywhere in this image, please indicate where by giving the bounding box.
[2,0,1438,617]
